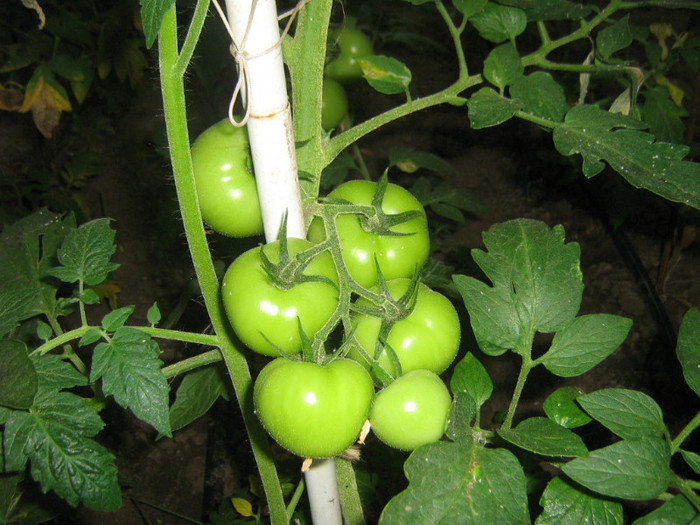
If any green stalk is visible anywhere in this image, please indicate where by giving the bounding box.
[671,410,700,453]
[157,7,288,524]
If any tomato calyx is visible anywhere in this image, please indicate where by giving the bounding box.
[358,173,424,237]
[258,220,337,291]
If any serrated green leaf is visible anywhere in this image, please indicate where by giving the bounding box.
[535,476,623,525]
[540,314,632,377]
[577,389,666,440]
[101,305,135,332]
[596,15,633,59]
[543,386,591,429]
[552,104,700,211]
[468,87,523,129]
[524,0,594,21]
[359,55,411,95]
[632,494,698,524]
[48,218,119,286]
[483,43,523,90]
[380,439,530,524]
[91,327,171,436]
[0,340,37,409]
[450,352,492,408]
[510,71,567,122]
[454,219,583,356]
[470,3,527,43]
[498,417,588,457]
[452,0,488,17]
[676,308,700,397]
[0,210,74,336]
[2,389,120,511]
[169,364,232,433]
[31,353,87,391]
[562,437,672,500]
[139,0,175,49]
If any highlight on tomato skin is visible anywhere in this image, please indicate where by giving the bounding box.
[253,358,375,458]
[190,118,264,238]
[369,369,452,451]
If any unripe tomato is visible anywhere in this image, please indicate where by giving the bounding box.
[321,78,348,131]
[254,358,374,458]
[191,119,263,237]
[349,278,460,377]
[369,369,451,451]
[325,27,374,85]
[221,238,339,356]
[307,180,430,289]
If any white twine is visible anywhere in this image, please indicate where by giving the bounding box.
[210,0,312,127]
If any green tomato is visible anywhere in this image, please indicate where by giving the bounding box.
[221,238,339,356]
[307,180,430,289]
[369,369,451,451]
[321,78,348,131]
[349,279,460,377]
[191,119,263,237]
[325,27,374,84]
[254,358,374,458]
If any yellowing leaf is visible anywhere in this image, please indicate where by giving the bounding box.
[232,497,254,517]
[113,39,148,88]
[656,75,685,106]
[90,280,121,310]
[19,65,72,137]
[396,161,420,173]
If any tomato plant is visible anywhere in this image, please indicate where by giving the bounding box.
[324,26,374,85]
[253,357,374,458]
[369,369,452,451]
[221,238,339,356]
[348,278,460,378]
[191,119,263,237]
[308,179,430,289]
[321,78,348,131]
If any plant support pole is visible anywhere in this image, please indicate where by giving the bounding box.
[223,0,342,523]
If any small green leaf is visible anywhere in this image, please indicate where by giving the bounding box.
[540,314,632,377]
[79,327,103,347]
[543,386,591,429]
[498,417,588,457]
[632,494,698,524]
[381,439,530,523]
[48,218,119,286]
[91,327,171,436]
[680,449,700,476]
[36,319,53,341]
[147,302,162,325]
[139,0,175,49]
[510,72,567,122]
[101,305,135,332]
[81,288,100,305]
[577,389,666,440]
[450,353,493,408]
[536,476,623,525]
[470,2,527,43]
[0,339,37,409]
[596,15,633,59]
[467,87,523,128]
[446,391,477,440]
[483,43,523,90]
[562,437,672,500]
[676,308,700,397]
[169,364,232,433]
[358,55,412,95]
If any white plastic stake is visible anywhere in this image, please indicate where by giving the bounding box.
[224,0,305,241]
[222,1,342,523]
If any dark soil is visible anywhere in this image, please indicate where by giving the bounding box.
[2,5,699,524]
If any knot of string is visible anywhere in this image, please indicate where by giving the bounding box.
[210,0,311,127]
